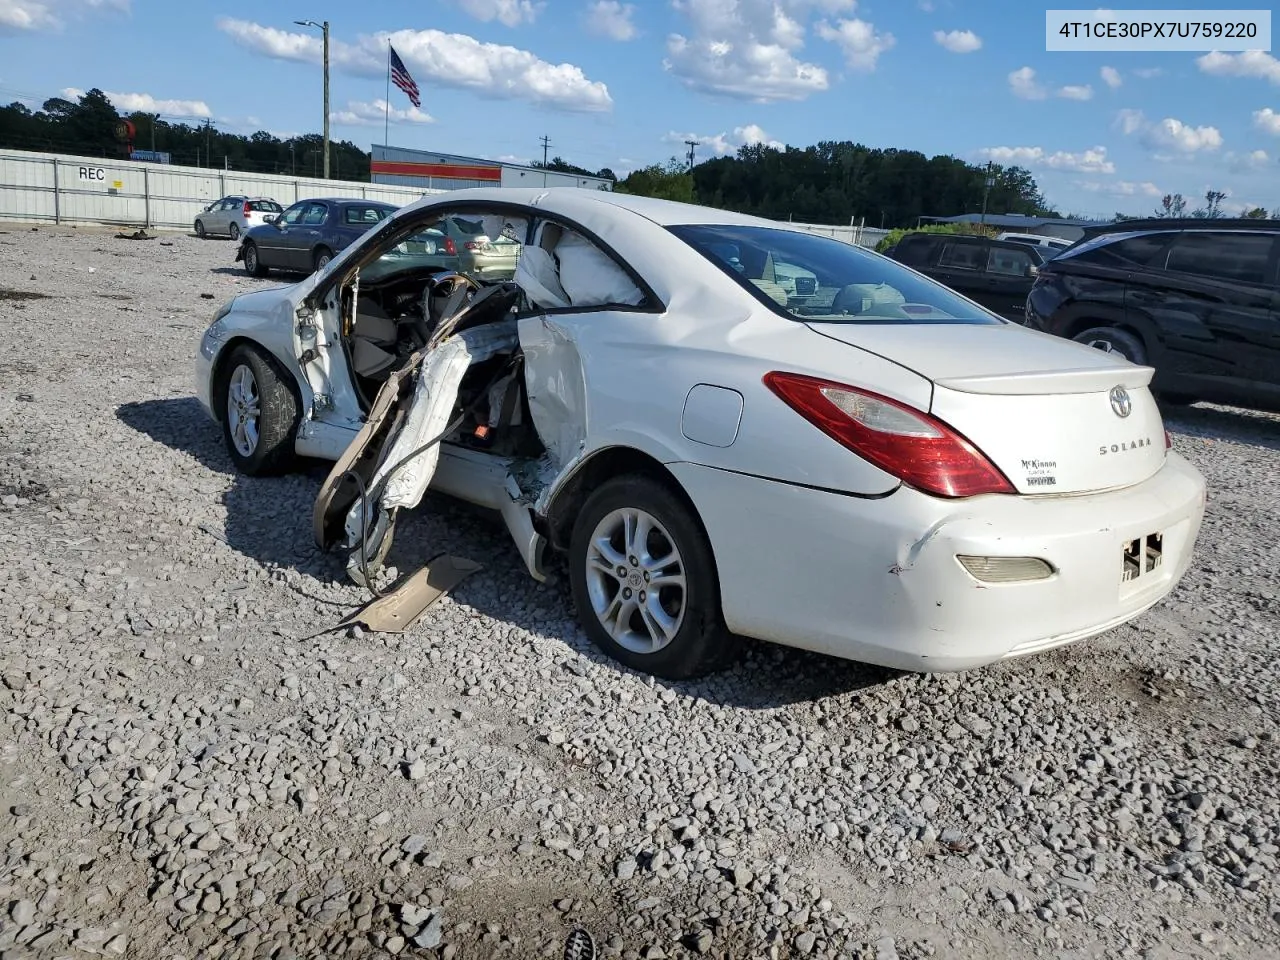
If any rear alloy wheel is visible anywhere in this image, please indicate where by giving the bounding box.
[313,246,333,272]
[243,241,268,278]
[229,222,240,241]
[195,219,207,239]
[218,344,299,476]
[1073,326,1147,366]
[569,475,734,680]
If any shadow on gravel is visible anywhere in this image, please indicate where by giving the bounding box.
[116,396,898,707]
[1165,403,1280,452]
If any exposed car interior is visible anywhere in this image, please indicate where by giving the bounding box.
[334,208,647,461]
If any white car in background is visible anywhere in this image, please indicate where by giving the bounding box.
[195,195,284,241]
[195,188,1206,680]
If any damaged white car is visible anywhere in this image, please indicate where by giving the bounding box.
[195,187,1206,680]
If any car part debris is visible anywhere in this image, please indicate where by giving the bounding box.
[335,555,483,633]
[114,229,156,240]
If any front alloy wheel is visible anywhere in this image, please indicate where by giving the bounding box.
[218,344,299,476]
[569,475,734,679]
[226,364,260,458]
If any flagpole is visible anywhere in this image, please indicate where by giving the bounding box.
[384,41,391,150]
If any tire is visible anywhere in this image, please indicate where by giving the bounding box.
[568,475,734,680]
[243,241,268,278]
[217,344,299,476]
[195,219,206,239]
[313,246,333,272]
[1072,326,1147,366]
[229,222,241,241]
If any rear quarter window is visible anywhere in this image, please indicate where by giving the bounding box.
[1163,232,1277,285]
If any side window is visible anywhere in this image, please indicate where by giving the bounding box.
[220,199,238,211]
[1163,233,1275,285]
[894,236,935,265]
[303,203,328,225]
[937,240,984,271]
[281,203,307,225]
[987,246,1036,277]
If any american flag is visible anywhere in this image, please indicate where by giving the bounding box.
[390,44,420,108]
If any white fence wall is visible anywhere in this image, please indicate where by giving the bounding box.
[0,148,443,230]
[783,221,890,249]
[0,148,895,249]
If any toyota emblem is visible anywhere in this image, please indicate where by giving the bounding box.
[1109,385,1132,418]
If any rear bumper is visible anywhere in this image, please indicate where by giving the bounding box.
[671,453,1206,672]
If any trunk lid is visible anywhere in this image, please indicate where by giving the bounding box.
[805,322,1167,495]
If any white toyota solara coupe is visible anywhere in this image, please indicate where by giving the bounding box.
[195,187,1206,680]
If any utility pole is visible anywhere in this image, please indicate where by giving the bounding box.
[685,139,697,172]
[204,119,212,169]
[981,161,995,228]
[295,19,331,178]
[539,135,551,185]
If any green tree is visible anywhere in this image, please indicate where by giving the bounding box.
[615,159,695,203]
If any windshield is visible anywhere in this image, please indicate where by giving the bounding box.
[669,224,1005,324]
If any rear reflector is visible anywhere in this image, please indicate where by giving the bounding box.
[763,372,1015,498]
[957,555,1054,583]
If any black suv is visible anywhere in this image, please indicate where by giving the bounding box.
[883,233,1049,322]
[1025,219,1280,413]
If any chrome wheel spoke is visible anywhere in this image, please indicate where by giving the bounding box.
[638,597,678,648]
[646,569,686,591]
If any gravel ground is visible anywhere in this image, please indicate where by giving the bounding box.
[1,224,1278,960]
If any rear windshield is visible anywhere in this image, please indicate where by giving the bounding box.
[669,224,1004,324]
[345,205,396,225]
[248,200,282,213]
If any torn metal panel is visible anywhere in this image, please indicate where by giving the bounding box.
[344,319,520,547]
[337,556,483,633]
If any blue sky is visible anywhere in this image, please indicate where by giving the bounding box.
[2,0,1278,217]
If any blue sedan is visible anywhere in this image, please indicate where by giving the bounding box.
[236,198,401,277]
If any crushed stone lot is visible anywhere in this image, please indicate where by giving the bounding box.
[1,223,1278,960]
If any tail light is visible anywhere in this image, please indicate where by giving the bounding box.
[763,372,1015,498]
[444,237,457,255]
[1165,429,1172,449]
[242,201,252,217]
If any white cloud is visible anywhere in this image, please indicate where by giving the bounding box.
[932,29,980,53]
[0,0,126,33]
[218,19,612,112]
[1132,67,1163,79]
[1254,107,1280,135]
[663,0,844,102]
[1079,179,1163,199]
[496,153,533,165]
[977,145,1115,174]
[1114,107,1145,135]
[1100,66,1122,89]
[1058,84,1093,101]
[451,0,542,28]
[1197,50,1280,85]
[1008,66,1045,100]
[664,123,784,157]
[1114,109,1223,154]
[1226,149,1270,171]
[62,86,211,118]
[584,0,636,41]
[816,16,896,71]
[331,99,435,126]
